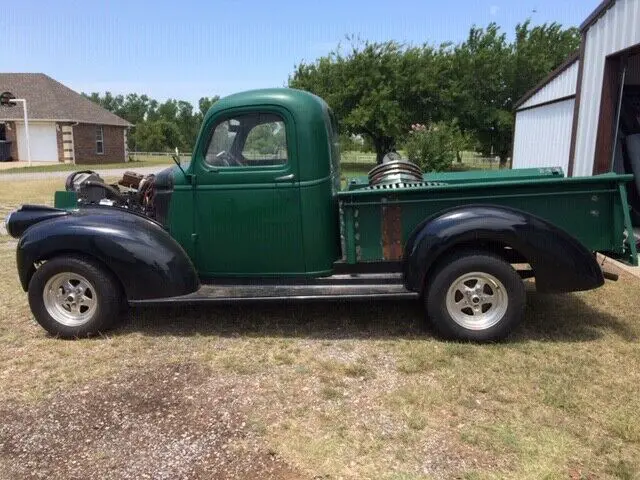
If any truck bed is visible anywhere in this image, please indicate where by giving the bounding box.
[339,170,638,266]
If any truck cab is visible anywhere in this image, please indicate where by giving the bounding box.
[167,89,341,277]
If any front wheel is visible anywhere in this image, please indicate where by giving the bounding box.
[28,256,123,338]
[425,252,526,342]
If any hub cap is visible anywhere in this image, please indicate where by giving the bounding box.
[43,272,97,326]
[445,272,508,330]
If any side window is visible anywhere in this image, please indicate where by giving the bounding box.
[204,113,288,168]
[96,125,104,154]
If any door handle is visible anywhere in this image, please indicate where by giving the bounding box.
[274,173,295,182]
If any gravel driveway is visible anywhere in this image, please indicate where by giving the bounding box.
[0,166,161,182]
[0,363,303,479]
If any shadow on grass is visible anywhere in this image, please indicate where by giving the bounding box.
[119,287,636,343]
[513,290,637,343]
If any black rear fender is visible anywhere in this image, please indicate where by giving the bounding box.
[14,206,199,300]
[403,205,604,294]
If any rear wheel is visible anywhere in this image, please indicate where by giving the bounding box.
[425,252,525,342]
[28,256,123,338]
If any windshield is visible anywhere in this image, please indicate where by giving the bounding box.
[327,108,341,191]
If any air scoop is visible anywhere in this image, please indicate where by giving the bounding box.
[368,159,423,186]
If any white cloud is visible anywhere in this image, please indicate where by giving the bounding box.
[490,5,499,16]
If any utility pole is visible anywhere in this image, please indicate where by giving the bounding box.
[0,92,31,166]
[9,99,31,166]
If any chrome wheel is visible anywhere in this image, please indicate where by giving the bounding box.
[43,272,98,327]
[445,271,508,330]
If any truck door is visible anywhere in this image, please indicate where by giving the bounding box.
[193,109,305,276]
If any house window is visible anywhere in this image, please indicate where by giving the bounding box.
[96,125,104,154]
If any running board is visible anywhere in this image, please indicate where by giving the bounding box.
[129,281,418,306]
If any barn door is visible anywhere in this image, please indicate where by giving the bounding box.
[610,57,628,172]
[594,55,627,174]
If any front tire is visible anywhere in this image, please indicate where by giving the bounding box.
[28,256,123,338]
[425,251,526,342]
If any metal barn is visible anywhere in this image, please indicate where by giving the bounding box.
[512,0,640,224]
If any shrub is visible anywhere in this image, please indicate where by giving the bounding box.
[403,121,465,172]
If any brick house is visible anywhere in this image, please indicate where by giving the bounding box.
[0,73,131,164]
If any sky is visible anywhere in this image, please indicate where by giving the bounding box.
[3,0,599,105]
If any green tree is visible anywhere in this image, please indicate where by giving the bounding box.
[121,94,150,125]
[449,22,579,165]
[83,92,222,152]
[134,120,184,152]
[290,39,446,164]
[289,22,578,168]
[198,96,220,119]
[511,21,580,105]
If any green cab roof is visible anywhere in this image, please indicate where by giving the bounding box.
[201,88,335,183]
[204,88,328,124]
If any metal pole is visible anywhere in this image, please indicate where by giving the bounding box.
[610,61,627,172]
[10,99,31,166]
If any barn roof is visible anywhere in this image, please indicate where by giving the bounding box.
[514,51,580,110]
[0,73,131,127]
[580,0,616,31]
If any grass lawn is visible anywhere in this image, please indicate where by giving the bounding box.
[0,151,506,176]
[0,178,638,479]
[341,150,508,176]
[0,155,173,174]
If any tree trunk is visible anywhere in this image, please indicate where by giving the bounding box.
[498,147,511,169]
[372,135,395,165]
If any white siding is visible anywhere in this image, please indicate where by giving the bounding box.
[512,98,575,173]
[573,0,640,177]
[519,60,579,109]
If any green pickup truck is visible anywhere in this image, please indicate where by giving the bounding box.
[5,88,638,341]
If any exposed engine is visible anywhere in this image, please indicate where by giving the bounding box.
[65,170,157,219]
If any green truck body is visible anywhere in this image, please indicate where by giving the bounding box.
[7,88,638,341]
[153,89,638,274]
[341,172,637,265]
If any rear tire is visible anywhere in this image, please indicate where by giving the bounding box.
[28,256,123,338]
[425,251,525,342]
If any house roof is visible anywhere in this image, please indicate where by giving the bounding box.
[514,51,580,110]
[0,73,131,127]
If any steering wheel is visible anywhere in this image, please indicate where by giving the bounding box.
[215,150,243,167]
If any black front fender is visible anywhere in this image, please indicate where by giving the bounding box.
[15,206,199,300]
[403,205,604,294]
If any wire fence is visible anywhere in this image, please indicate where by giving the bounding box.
[341,152,510,170]
[128,152,192,164]
[127,151,510,170]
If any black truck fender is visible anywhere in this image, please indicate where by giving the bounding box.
[402,205,604,294]
[11,206,200,300]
